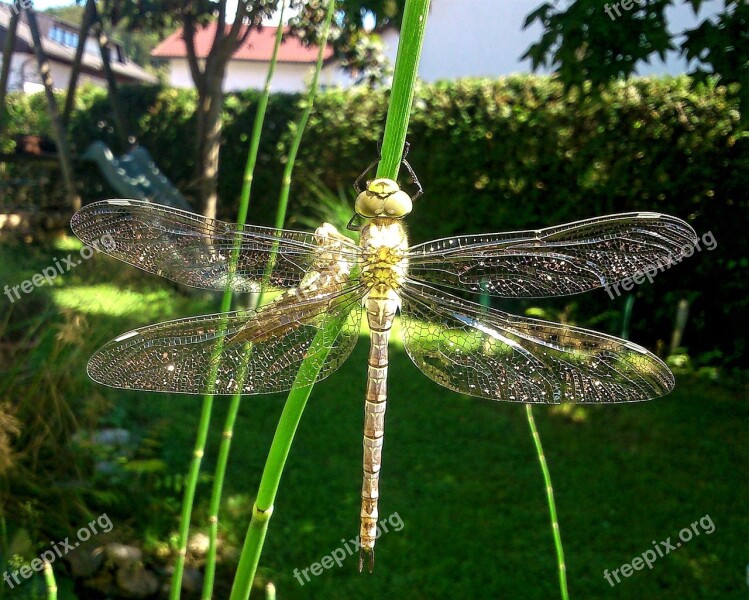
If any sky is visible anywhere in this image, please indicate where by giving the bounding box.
[29,0,717,77]
[30,0,73,9]
[30,0,294,25]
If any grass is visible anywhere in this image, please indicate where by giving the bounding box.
[1,237,747,599]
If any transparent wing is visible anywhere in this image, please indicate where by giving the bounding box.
[406,213,698,298]
[399,282,673,404]
[70,199,362,292]
[87,285,364,394]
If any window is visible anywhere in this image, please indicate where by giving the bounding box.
[49,26,79,49]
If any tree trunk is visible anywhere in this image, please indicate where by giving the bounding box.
[92,7,129,149]
[25,4,81,211]
[62,0,96,127]
[185,0,271,219]
[195,69,226,220]
[0,10,19,137]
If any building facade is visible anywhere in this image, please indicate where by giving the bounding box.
[0,2,156,94]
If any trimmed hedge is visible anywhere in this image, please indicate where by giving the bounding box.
[4,76,747,368]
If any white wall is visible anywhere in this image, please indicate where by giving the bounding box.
[168,57,353,92]
[1,53,107,92]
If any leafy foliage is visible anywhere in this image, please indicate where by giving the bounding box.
[6,76,747,369]
[288,0,404,85]
[523,0,749,113]
[681,0,749,112]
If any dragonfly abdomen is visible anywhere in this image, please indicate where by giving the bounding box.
[360,294,398,571]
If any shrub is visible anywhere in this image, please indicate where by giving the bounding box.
[4,76,747,367]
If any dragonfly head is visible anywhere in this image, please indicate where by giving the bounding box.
[355,178,413,220]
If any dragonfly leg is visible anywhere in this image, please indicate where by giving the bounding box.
[401,156,423,201]
[347,213,362,232]
[354,157,381,193]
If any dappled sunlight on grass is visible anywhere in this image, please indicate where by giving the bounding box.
[549,403,589,423]
[52,284,183,317]
[52,284,176,316]
[52,235,84,252]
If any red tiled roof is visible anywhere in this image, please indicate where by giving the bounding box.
[151,23,333,63]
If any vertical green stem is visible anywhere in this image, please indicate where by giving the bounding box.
[200,387,242,599]
[228,2,337,599]
[200,8,286,600]
[377,0,431,179]
[525,405,569,600]
[273,37,329,231]
[228,2,431,597]
[235,3,286,228]
[169,395,213,600]
[43,561,57,600]
[229,311,345,600]
[620,294,635,340]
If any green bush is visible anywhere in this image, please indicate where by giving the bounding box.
[4,76,747,368]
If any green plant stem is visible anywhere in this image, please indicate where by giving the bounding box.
[228,2,337,599]
[229,2,431,597]
[273,37,328,231]
[43,561,57,600]
[200,9,286,600]
[169,395,213,600]
[229,312,345,600]
[236,3,286,228]
[377,0,431,179]
[525,405,569,600]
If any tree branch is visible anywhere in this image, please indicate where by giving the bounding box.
[226,0,250,44]
[211,0,226,52]
[183,13,205,94]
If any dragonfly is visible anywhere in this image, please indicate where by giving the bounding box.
[70,159,698,571]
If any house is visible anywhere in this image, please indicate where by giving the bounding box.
[0,2,156,94]
[153,0,720,93]
[151,23,354,93]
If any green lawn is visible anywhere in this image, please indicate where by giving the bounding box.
[1,238,747,599]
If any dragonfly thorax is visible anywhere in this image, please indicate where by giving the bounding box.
[355,178,413,219]
[360,221,408,297]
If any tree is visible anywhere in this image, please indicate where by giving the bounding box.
[92,1,276,219]
[93,0,405,219]
[288,0,404,84]
[523,0,749,114]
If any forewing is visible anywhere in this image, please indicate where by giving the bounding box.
[87,287,364,394]
[71,199,362,292]
[399,282,673,404]
[406,213,698,297]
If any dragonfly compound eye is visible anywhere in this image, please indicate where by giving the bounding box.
[355,178,413,219]
[383,190,413,217]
